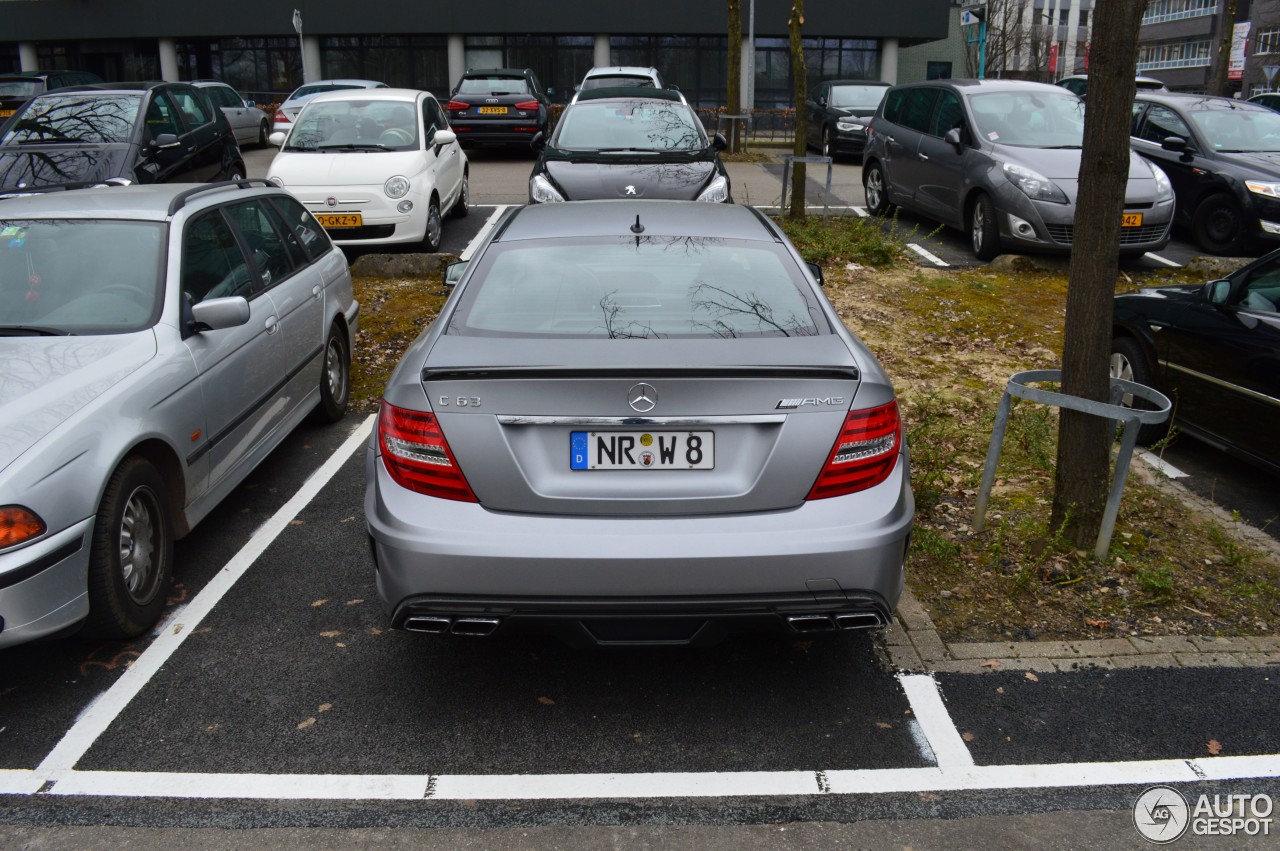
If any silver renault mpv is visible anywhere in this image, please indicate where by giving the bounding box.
[365,200,914,647]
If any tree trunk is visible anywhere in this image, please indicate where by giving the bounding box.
[1209,0,1239,96]
[788,0,807,218]
[1049,0,1147,548]
[727,0,743,153]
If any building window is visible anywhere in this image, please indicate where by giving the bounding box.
[1137,39,1212,72]
[322,36,448,94]
[1142,0,1219,26]
[927,61,952,80]
[1256,27,1280,55]
[177,37,301,102]
[465,35,593,103]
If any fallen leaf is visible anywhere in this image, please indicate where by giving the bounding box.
[1086,618,1111,629]
[537,696,555,706]
[996,686,1005,694]
[311,599,328,607]
[319,630,341,638]
[1207,739,1223,755]
[370,627,383,636]
[297,717,316,730]
[962,731,975,742]
[876,722,893,729]
[346,599,364,606]
[1024,672,1039,683]
[335,642,347,648]
[318,703,333,713]
[980,659,1001,669]
[289,519,305,526]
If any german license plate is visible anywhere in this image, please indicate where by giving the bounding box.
[1122,213,1144,227]
[570,430,714,470]
[315,213,362,228]
[478,106,508,115]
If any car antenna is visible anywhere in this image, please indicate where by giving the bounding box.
[630,214,644,234]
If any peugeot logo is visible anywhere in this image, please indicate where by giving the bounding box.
[628,382,657,413]
[624,185,637,196]
[326,197,337,207]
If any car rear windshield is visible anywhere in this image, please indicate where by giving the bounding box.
[447,237,827,339]
[291,83,368,99]
[555,100,706,151]
[968,90,1084,148]
[0,80,42,98]
[0,219,165,334]
[284,99,419,151]
[1,94,141,145]
[829,85,887,109]
[457,76,531,95]
[1189,106,1280,152]
[582,76,656,90]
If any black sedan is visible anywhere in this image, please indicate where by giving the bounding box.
[1131,92,1280,255]
[1111,251,1280,473]
[445,68,551,150]
[528,88,729,203]
[805,79,889,161]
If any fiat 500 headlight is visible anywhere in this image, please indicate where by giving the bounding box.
[384,175,411,199]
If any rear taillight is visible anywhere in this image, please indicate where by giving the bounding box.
[514,100,540,111]
[446,100,469,111]
[273,109,290,125]
[378,401,477,502]
[806,401,901,500]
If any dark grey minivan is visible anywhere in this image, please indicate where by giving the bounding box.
[863,79,1175,260]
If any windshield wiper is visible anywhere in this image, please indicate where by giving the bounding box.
[0,324,74,336]
[593,147,662,153]
[316,142,391,151]
[1042,144,1083,149]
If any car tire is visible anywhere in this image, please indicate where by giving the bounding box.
[421,196,443,253]
[221,160,245,182]
[451,171,469,218]
[1192,193,1245,255]
[83,457,173,639]
[1110,336,1170,445]
[970,192,1001,261]
[863,161,893,216]
[257,119,270,147]
[316,324,350,423]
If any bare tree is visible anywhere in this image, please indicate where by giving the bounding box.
[1049,0,1148,548]
[788,0,807,218]
[965,0,1055,81]
[1209,0,1241,96]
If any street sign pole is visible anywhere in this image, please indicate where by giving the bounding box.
[963,4,988,80]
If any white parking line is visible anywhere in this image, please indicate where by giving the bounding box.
[852,206,868,218]
[1137,449,1189,479]
[33,416,375,780]
[907,243,950,267]
[460,205,511,261]
[1144,252,1181,268]
[898,675,974,768]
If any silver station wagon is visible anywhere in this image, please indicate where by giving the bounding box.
[365,200,914,647]
[0,181,358,648]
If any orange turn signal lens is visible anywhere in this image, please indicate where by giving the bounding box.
[0,505,46,549]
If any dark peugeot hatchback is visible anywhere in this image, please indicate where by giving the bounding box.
[528,88,730,204]
[0,81,245,193]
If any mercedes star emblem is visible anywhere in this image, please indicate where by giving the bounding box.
[628,382,657,413]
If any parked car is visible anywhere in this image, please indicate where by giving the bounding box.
[1112,249,1280,473]
[1132,92,1280,255]
[193,79,271,148]
[266,87,467,251]
[863,79,1174,260]
[528,87,730,203]
[805,79,890,161]
[1055,74,1167,98]
[1247,92,1280,114]
[578,66,665,93]
[0,69,102,121]
[364,200,914,647]
[0,81,246,194]
[0,180,358,649]
[272,79,387,132]
[445,68,551,149]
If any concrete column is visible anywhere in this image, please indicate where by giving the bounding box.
[302,35,322,85]
[594,34,610,67]
[19,42,39,72]
[158,37,180,82]
[740,35,752,110]
[880,37,899,84]
[448,34,466,91]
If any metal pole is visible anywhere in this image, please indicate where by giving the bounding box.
[979,20,987,79]
[293,9,306,84]
[747,0,756,115]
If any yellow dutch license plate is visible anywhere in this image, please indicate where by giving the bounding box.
[478,106,508,114]
[315,213,362,229]
[0,109,14,118]
[1122,213,1144,227]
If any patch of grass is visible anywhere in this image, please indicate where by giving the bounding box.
[350,276,448,412]
[1136,565,1175,601]
[777,214,912,267]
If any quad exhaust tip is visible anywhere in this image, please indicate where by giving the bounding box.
[402,615,502,636]
[451,617,501,636]
[787,612,887,633]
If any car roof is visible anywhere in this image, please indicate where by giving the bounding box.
[583,66,659,77]
[48,81,173,95]
[495,200,775,243]
[572,87,684,103]
[461,68,532,77]
[890,78,1068,95]
[0,182,283,220]
[824,79,891,87]
[1135,91,1269,111]
[304,87,426,105]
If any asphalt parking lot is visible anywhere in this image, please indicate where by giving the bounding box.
[1,145,1278,844]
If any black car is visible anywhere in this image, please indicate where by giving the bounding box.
[528,87,730,203]
[446,68,551,150]
[0,69,102,121]
[0,81,245,193]
[1131,92,1280,255]
[1111,250,1280,474]
[805,79,889,161]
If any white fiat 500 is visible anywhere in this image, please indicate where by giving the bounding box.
[267,88,468,251]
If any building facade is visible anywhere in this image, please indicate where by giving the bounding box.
[2,0,950,108]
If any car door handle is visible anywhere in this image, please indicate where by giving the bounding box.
[919,153,929,161]
[312,285,322,300]
[265,315,279,335]
[885,135,896,145]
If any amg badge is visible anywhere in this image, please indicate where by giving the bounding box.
[776,397,845,409]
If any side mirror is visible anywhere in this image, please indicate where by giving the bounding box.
[245,99,256,108]
[268,130,287,147]
[444,260,468,287]
[433,129,457,147]
[806,262,825,287]
[190,296,250,332]
[546,87,556,97]
[531,131,546,151]
[1161,135,1191,162]
[151,132,180,150]
[1205,279,1233,305]
[944,126,964,150]
[712,132,727,151]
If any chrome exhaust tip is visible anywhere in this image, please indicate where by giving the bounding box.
[451,617,501,637]
[787,614,836,633]
[834,612,887,630]
[403,615,452,634]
